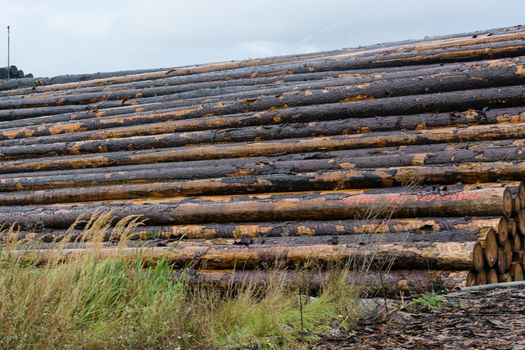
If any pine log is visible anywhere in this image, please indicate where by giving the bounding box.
[5,27,523,95]
[3,104,524,148]
[518,210,525,236]
[476,270,487,285]
[7,56,516,104]
[2,57,524,111]
[473,243,486,272]
[7,217,505,242]
[3,121,525,173]
[498,273,513,282]
[511,262,524,281]
[185,269,468,295]
[504,240,513,271]
[0,139,522,191]
[487,269,499,284]
[497,218,509,245]
[496,247,507,274]
[0,162,521,205]
[478,228,499,268]
[466,271,477,287]
[512,231,523,253]
[0,79,523,129]
[0,186,512,228]
[0,236,480,270]
[509,218,518,237]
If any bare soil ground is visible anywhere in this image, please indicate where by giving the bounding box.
[313,287,525,349]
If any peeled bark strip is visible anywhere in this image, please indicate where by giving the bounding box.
[186,269,468,295]
[0,186,512,228]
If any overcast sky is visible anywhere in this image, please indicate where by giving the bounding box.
[1,0,524,77]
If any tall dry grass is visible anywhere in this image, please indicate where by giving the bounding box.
[0,215,360,349]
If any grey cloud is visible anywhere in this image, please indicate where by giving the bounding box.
[0,0,523,76]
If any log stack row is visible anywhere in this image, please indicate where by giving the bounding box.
[1,25,525,294]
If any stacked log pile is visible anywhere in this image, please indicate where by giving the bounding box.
[0,25,525,294]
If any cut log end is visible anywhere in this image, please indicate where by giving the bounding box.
[503,187,513,219]
[504,239,513,270]
[476,270,487,285]
[513,231,523,253]
[510,262,524,281]
[497,218,509,244]
[519,210,525,236]
[478,228,498,267]
[472,242,485,272]
[466,270,477,287]
[498,273,512,283]
[496,247,507,274]
[487,269,498,284]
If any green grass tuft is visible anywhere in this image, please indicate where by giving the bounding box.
[412,292,447,310]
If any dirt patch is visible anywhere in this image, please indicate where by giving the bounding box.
[313,287,525,349]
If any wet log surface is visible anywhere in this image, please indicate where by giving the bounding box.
[186,269,468,296]
[2,105,523,147]
[3,122,525,173]
[1,26,525,292]
[6,217,504,241]
[0,162,521,204]
[0,186,512,227]
[1,57,524,110]
[2,234,479,269]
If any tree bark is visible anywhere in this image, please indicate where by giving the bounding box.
[8,217,505,242]
[2,57,524,111]
[184,269,468,296]
[1,235,480,270]
[0,162,521,205]
[3,121,525,173]
[0,186,512,228]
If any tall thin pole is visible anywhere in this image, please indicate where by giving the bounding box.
[7,26,10,80]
